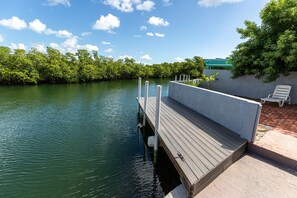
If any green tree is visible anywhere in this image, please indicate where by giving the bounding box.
[200,72,218,89]
[0,45,206,85]
[230,0,297,81]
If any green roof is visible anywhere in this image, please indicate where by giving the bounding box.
[204,59,232,68]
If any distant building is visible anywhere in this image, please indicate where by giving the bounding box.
[204,58,232,69]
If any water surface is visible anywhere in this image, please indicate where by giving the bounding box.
[0,79,180,198]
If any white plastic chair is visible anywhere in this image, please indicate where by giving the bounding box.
[261,85,291,107]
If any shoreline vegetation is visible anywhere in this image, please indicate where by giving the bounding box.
[0,46,205,85]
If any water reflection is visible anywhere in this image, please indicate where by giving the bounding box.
[0,79,180,197]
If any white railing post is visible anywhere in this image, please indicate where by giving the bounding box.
[137,77,141,113]
[183,75,185,81]
[175,75,177,81]
[189,75,191,81]
[154,85,162,152]
[179,75,181,81]
[143,81,149,126]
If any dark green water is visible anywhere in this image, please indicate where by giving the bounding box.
[0,80,180,198]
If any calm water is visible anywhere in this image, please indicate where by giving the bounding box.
[0,80,180,198]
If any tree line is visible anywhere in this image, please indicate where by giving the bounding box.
[0,46,205,85]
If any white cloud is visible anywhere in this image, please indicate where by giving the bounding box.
[136,0,155,11]
[44,28,56,35]
[45,28,73,38]
[49,43,64,52]
[92,14,120,32]
[162,0,172,6]
[104,48,113,53]
[140,25,147,31]
[146,32,165,37]
[103,0,139,12]
[101,41,111,45]
[0,34,4,42]
[56,30,73,38]
[141,54,152,60]
[103,0,155,12]
[119,54,133,59]
[0,16,27,30]
[133,34,141,38]
[61,37,78,49]
[10,43,26,50]
[47,0,70,7]
[198,0,243,7]
[81,32,92,36]
[147,16,169,26]
[174,57,184,62]
[60,37,99,53]
[146,32,154,36]
[155,32,165,37]
[32,43,47,53]
[29,19,47,33]
[80,44,99,52]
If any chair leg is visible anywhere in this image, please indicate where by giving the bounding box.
[279,101,284,107]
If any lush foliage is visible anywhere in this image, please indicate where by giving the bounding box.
[230,0,297,81]
[0,46,205,85]
[184,72,218,89]
[200,71,218,89]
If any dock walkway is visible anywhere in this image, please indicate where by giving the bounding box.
[139,96,247,197]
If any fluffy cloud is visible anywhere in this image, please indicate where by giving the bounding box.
[61,37,78,49]
[56,30,73,38]
[146,32,165,37]
[198,0,243,7]
[32,43,47,53]
[47,0,71,7]
[141,54,152,60]
[0,16,27,30]
[103,0,139,12]
[155,32,165,37]
[80,44,99,52]
[136,0,155,11]
[93,14,120,32]
[29,19,47,33]
[174,57,184,62]
[104,0,155,12]
[119,54,134,59]
[162,0,172,6]
[81,32,92,36]
[146,32,154,36]
[0,34,4,42]
[49,42,64,52]
[140,25,147,31]
[101,41,111,45]
[45,28,73,38]
[104,48,113,53]
[60,37,99,53]
[147,16,169,26]
[10,43,26,50]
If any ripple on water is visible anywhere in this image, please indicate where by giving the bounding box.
[0,80,170,197]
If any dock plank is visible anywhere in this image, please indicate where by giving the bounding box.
[138,96,247,197]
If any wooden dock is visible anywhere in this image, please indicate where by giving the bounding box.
[138,96,247,197]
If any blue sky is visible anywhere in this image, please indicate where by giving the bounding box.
[0,0,270,64]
